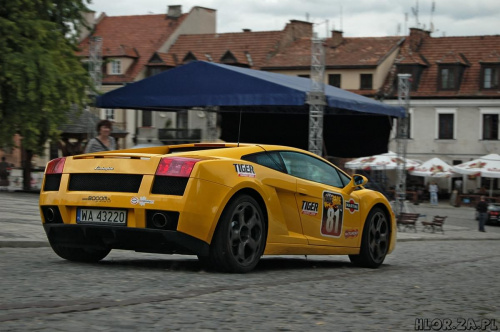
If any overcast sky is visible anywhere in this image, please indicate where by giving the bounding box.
[88,0,500,38]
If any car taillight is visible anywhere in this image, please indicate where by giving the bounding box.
[155,157,200,177]
[45,158,66,174]
[491,211,499,216]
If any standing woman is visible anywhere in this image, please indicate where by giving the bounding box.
[85,120,117,153]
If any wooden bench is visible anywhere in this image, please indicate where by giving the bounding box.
[422,216,447,234]
[397,213,420,232]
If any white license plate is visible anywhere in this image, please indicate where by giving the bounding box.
[77,208,127,225]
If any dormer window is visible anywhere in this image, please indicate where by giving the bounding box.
[438,64,465,90]
[182,52,197,64]
[110,60,121,75]
[220,51,237,65]
[396,65,425,91]
[481,64,500,89]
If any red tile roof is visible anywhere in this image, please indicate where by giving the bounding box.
[262,36,403,69]
[77,13,187,83]
[397,34,500,98]
[154,30,286,68]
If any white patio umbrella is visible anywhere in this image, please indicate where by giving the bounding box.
[345,151,421,171]
[409,157,460,178]
[452,153,500,196]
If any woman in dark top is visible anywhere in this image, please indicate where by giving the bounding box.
[85,120,117,153]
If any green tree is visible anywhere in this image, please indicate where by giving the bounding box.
[0,0,91,190]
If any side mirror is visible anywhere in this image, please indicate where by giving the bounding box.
[344,174,368,195]
[353,174,367,186]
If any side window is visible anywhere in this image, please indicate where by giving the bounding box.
[279,151,346,188]
[337,169,351,187]
[242,152,286,172]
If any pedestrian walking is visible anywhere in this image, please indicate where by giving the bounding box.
[429,181,439,205]
[84,120,117,153]
[476,196,488,232]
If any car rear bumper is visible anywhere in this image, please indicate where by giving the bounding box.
[43,224,210,256]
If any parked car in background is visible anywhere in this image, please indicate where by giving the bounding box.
[39,143,396,273]
[487,203,500,226]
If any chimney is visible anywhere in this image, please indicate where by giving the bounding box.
[408,27,431,52]
[330,30,343,47]
[242,29,252,32]
[167,5,182,18]
[78,10,95,42]
[276,20,313,52]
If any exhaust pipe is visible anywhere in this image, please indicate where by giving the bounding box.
[45,207,56,222]
[152,212,168,229]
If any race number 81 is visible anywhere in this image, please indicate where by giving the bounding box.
[321,191,343,237]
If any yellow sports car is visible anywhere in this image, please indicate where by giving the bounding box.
[39,143,396,273]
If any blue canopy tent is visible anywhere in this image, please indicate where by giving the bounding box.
[96,61,404,157]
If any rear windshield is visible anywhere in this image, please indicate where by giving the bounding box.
[168,146,229,153]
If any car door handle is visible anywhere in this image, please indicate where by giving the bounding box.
[297,188,308,195]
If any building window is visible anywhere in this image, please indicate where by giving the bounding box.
[396,65,425,91]
[438,65,465,90]
[360,74,372,90]
[148,67,166,77]
[482,65,500,89]
[142,111,152,127]
[105,109,115,121]
[110,60,121,75]
[328,74,341,88]
[483,114,499,140]
[438,113,454,139]
[440,68,455,89]
[177,110,188,128]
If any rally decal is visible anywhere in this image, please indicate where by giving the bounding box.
[344,229,359,239]
[131,196,155,206]
[233,164,256,177]
[321,191,344,238]
[345,199,359,214]
[301,201,319,216]
[82,195,111,203]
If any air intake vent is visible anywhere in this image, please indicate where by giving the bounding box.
[43,174,62,191]
[69,174,143,192]
[151,176,189,196]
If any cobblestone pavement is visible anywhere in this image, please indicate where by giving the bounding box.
[0,241,499,331]
[1,192,500,331]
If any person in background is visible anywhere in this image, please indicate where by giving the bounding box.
[476,196,488,232]
[454,178,463,194]
[429,181,439,205]
[85,120,117,153]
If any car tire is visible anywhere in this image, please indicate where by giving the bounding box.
[349,207,389,268]
[50,242,111,263]
[208,194,266,273]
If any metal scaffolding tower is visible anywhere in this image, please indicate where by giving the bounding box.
[87,36,103,138]
[89,36,103,96]
[395,74,412,216]
[307,37,326,156]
